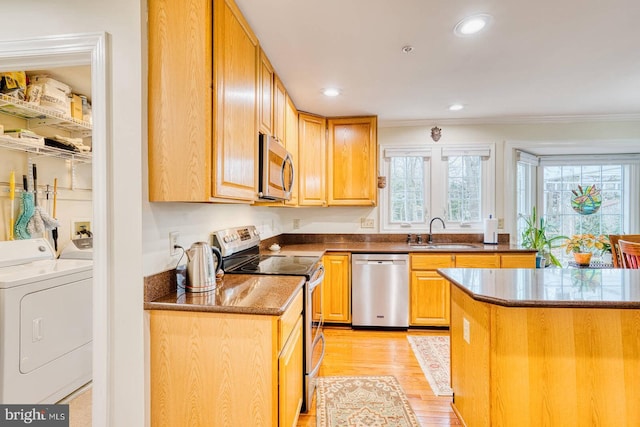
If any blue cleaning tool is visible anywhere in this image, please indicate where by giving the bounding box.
[14,175,34,240]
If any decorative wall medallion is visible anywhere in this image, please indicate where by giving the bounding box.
[571,184,601,215]
[430,126,442,142]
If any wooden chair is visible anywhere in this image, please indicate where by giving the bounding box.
[618,240,640,269]
[609,234,640,268]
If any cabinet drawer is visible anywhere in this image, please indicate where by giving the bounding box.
[455,254,501,268]
[279,290,303,352]
[501,254,536,268]
[411,254,454,270]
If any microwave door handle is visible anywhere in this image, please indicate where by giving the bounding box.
[281,153,294,197]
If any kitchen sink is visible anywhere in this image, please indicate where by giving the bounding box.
[410,243,477,249]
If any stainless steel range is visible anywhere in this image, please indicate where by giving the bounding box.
[211,225,325,412]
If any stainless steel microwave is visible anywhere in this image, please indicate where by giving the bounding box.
[258,134,294,200]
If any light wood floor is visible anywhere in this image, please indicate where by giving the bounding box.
[297,327,462,427]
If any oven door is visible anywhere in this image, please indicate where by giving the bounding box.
[308,264,325,346]
[304,264,325,410]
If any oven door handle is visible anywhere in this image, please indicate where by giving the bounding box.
[308,333,326,378]
[308,265,325,291]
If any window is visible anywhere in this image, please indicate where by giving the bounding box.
[380,147,431,231]
[514,151,640,265]
[542,162,626,264]
[380,144,495,232]
[389,156,426,223]
[447,156,482,223]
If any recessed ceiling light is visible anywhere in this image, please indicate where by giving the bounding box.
[454,14,492,36]
[323,88,340,97]
[449,104,464,111]
[401,45,414,54]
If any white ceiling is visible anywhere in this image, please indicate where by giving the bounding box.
[236,0,640,126]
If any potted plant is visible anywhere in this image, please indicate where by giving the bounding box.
[594,234,612,263]
[520,207,566,267]
[563,234,599,266]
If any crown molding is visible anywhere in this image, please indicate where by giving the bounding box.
[379,113,640,128]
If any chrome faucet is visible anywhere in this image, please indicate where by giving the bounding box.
[428,217,446,244]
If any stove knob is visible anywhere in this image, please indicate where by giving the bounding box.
[223,236,229,243]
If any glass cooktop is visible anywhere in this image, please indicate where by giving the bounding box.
[225,255,320,276]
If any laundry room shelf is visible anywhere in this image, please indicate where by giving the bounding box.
[0,135,92,163]
[0,94,92,137]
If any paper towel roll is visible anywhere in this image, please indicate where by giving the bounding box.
[483,217,498,244]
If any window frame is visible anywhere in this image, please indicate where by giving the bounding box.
[380,143,496,233]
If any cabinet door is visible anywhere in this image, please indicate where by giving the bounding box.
[298,112,327,206]
[148,0,212,201]
[322,253,351,323]
[410,271,450,326]
[212,0,259,201]
[273,75,286,142]
[284,94,299,206]
[258,48,274,136]
[279,316,303,427]
[501,253,536,268]
[327,116,378,206]
[455,254,501,268]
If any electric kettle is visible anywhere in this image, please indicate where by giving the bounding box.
[185,242,222,292]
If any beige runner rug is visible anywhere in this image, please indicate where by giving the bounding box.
[315,375,420,427]
[407,335,453,396]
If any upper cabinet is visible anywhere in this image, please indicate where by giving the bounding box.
[273,75,287,143]
[258,48,274,136]
[148,0,258,202]
[327,116,377,206]
[297,114,378,207]
[298,112,327,206]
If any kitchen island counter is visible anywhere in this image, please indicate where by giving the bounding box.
[438,267,640,308]
[439,267,640,427]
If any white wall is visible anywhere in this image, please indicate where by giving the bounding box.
[280,121,640,235]
[0,2,144,426]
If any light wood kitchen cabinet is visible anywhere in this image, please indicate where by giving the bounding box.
[454,253,501,268]
[322,253,351,323]
[258,48,274,136]
[298,112,327,206]
[410,254,454,326]
[150,290,303,427]
[148,0,258,202]
[273,75,287,143]
[500,253,536,268]
[327,116,378,206]
[409,252,534,326]
[279,316,303,427]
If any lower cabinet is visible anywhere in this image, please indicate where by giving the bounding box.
[410,252,536,327]
[410,254,454,327]
[322,252,351,323]
[149,290,303,427]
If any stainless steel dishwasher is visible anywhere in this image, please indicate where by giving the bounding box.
[352,253,409,328]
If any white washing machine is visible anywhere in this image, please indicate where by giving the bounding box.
[0,238,93,404]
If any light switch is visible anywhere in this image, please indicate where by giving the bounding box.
[463,317,470,344]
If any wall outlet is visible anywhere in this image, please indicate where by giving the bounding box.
[293,219,300,230]
[463,317,470,344]
[360,218,375,228]
[498,218,504,229]
[169,231,179,256]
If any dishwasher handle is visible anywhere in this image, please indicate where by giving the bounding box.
[354,259,407,265]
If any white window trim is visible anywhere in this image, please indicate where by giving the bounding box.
[380,145,431,232]
[379,143,495,233]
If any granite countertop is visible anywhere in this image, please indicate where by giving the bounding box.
[144,274,304,316]
[262,242,534,255]
[439,268,640,309]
